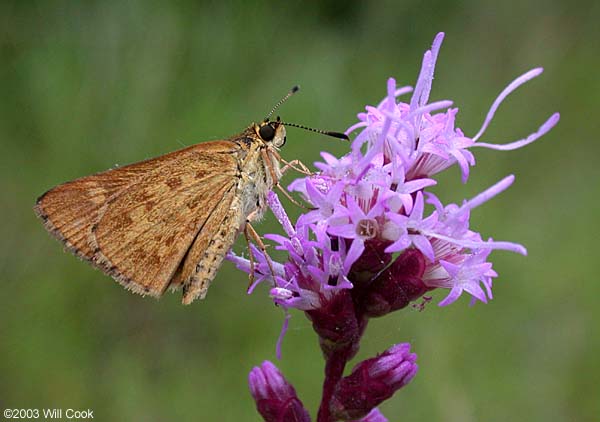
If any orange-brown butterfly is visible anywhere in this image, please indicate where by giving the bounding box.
[34,87,347,304]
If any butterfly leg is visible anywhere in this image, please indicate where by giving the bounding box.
[262,149,313,210]
[243,224,257,290]
[275,184,314,210]
[280,158,312,176]
[270,149,312,176]
[244,220,278,282]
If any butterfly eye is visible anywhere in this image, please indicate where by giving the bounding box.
[259,124,275,142]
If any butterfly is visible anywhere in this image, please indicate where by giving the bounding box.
[34,87,347,304]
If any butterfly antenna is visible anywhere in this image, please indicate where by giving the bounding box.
[280,120,350,141]
[264,86,300,121]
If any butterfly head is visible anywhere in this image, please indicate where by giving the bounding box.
[257,117,286,148]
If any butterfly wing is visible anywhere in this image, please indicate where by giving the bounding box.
[35,140,242,299]
[35,157,164,261]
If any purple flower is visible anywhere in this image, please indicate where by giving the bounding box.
[330,343,418,421]
[328,195,386,273]
[230,32,559,422]
[248,361,311,422]
[385,191,438,261]
[228,32,559,316]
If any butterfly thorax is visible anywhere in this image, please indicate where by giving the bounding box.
[234,122,285,226]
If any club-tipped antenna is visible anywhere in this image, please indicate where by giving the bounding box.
[280,120,350,141]
[265,85,300,121]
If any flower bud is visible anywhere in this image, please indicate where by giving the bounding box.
[348,408,388,422]
[248,361,311,422]
[362,248,428,317]
[330,343,418,420]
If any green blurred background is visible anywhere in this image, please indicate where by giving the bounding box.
[1,1,598,421]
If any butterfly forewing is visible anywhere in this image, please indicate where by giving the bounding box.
[35,140,243,299]
[34,157,170,261]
